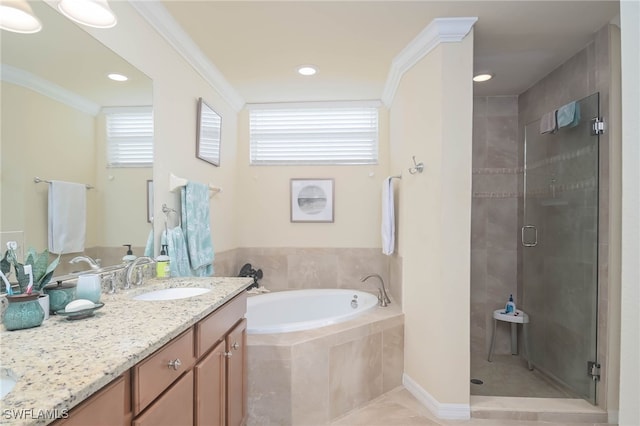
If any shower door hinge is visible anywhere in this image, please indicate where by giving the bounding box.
[588,361,601,381]
[592,118,606,135]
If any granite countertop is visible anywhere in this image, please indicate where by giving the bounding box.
[0,276,252,425]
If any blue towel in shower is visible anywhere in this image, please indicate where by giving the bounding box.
[181,182,214,277]
[557,101,580,129]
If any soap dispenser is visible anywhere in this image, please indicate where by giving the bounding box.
[156,245,170,278]
[505,294,516,314]
[122,244,137,262]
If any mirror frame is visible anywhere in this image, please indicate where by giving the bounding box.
[196,97,222,167]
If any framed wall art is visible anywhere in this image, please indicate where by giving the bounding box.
[196,97,222,166]
[290,178,334,223]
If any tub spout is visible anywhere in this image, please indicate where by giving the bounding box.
[360,273,391,307]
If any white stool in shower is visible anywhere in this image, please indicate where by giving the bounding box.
[487,309,533,370]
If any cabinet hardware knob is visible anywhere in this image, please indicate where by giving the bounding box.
[232,342,240,350]
[224,351,233,358]
[168,358,182,370]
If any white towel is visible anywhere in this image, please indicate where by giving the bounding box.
[48,180,86,254]
[381,176,395,255]
[539,110,557,134]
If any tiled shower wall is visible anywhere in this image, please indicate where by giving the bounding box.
[470,96,519,356]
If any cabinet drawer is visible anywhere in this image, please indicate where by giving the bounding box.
[133,328,195,414]
[196,292,247,357]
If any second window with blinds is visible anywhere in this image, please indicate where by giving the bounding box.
[248,102,379,165]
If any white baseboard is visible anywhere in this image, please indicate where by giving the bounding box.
[608,410,618,424]
[402,373,471,419]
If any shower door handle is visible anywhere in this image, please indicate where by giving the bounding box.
[522,225,538,247]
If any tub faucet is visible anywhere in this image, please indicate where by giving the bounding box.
[361,274,391,307]
[69,255,101,271]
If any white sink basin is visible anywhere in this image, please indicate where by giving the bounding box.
[132,287,211,301]
[1,369,17,400]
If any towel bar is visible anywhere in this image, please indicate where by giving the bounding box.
[168,172,221,195]
[34,177,93,189]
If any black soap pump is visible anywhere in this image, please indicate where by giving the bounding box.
[122,244,137,262]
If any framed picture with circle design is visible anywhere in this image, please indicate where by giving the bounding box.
[290,178,334,223]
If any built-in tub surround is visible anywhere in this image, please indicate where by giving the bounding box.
[0,276,251,425]
[246,302,404,425]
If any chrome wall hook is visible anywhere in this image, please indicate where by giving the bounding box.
[408,156,424,174]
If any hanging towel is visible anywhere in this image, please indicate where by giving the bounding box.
[381,176,395,255]
[557,101,581,129]
[539,110,557,134]
[162,227,192,277]
[144,228,154,257]
[181,182,214,277]
[48,180,86,254]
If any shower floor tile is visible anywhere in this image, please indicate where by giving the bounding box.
[470,354,577,398]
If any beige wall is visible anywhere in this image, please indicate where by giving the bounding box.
[391,33,474,406]
[234,107,390,248]
[86,2,240,255]
[1,83,99,250]
[619,1,640,424]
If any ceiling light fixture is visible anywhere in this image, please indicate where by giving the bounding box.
[108,73,128,82]
[57,0,117,29]
[0,0,42,33]
[297,65,317,76]
[473,73,493,82]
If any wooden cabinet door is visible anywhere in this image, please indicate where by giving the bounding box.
[225,319,247,426]
[133,371,194,426]
[195,340,226,426]
[54,374,128,426]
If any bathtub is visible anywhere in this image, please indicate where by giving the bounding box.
[246,288,378,334]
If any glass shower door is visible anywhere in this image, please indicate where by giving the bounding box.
[522,93,599,403]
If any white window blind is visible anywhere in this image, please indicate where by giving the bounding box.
[105,107,154,167]
[249,103,379,165]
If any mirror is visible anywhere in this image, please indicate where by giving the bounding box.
[196,97,222,167]
[0,1,154,275]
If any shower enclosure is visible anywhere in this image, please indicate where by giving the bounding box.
[522,93,600,404]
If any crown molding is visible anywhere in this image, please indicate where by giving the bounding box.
[381,17,478,107]
[129,1,246,112]
[1,64,100,116]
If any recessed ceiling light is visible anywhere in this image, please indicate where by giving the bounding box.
[473,73,493,82]
[297,65,317,76]
[108,73,128,82]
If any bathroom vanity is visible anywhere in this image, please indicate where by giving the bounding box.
[0,277,251,426]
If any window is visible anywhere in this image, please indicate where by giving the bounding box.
[104,106,154,167]
[249,102,379,165]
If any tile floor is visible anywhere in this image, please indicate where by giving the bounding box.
[330,387,612,426]
[331,354,611,426]
[470,354,577,398]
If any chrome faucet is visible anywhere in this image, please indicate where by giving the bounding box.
[361,273,391,307]
[125,256,155,288]
[69,255,101,271]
